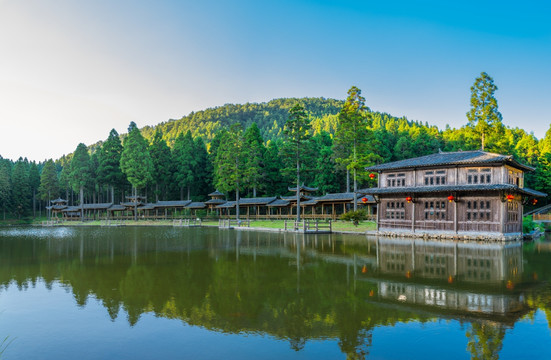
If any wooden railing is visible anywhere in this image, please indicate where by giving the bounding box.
[284,219,332,232]
[533,214,551,221]
[173,218,202,227]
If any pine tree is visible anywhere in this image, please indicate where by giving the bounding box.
[312,131,338,194]
[29,161,40,217]
[192,137,212,199]
[120,122,154,220]
[11,158,31,219]
[172,131,196,200]
[281,103,312,221]
[70,143,91,219]
[97,129,124,203]
[466,72,504,151]
[0,159,11,220]
[215,124,247,220]
[149,129,173,202]
[39,159,59,218]
[333,86,372,210]
[262,141,286,196]
[243,123,265,197]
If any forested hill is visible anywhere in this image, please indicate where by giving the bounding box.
[139,97,344,146]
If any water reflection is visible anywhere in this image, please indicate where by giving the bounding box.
[0,227,549,359]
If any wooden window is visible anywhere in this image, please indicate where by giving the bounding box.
[467,168,491,185]
[466,199,492,222]
[424,200,446,221]
[387,173,405,187]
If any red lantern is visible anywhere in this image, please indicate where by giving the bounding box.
[406,196,412,203]
[532,198,538,206]
[362,265,367,273]
[506,280,514,290]
[448,275,454,284]
[362,197,368,203]
[506,194,514,202]
[447,195,455,202]
[369,173,376,179]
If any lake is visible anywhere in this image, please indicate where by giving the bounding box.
[1,226,551,359]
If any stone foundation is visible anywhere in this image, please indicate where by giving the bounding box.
[377,228,522,242]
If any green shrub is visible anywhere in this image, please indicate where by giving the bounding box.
[523,215,543,233]
[340,210,368,226]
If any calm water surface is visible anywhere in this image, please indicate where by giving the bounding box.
[1,226,551,359]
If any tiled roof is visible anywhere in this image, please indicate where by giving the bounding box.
[205,199,226,205]
[50,198,67,204]
[315,193,356,202]
[238,197,278,205]
[83,203,114,210]
[288,185,318,192]
[107,205,126,211]
[215,197,278,208]
[266,199,290,207]
[366,150,534,172]
[186,202,206,209]
[358,184,547,197]
[46,205,68,211]
[154,200,193,208]
[217,201,236,209]
[138,204,156,211]
[208,190,225,197]
[280,195,313,201]
[120,202,144,207]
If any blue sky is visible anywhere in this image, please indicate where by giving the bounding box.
[0,0,550,161]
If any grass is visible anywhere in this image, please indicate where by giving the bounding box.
[30,217,377,233]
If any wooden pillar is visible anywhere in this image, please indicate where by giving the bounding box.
[501,200,507,234]
[454,200,458,233]
[411,202,416,233]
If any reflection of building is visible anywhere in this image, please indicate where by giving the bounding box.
[360,150,546,240]
[365,237,528,322]
[375,280,525,317]
[375,238,523,283]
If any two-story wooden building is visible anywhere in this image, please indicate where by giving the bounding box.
[360,150,546,240]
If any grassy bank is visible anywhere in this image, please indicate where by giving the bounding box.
[29,218,377,233]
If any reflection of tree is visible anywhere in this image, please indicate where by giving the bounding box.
[283,299,311,351]
[0,228,432,357]
[335,291,374,360]
[466,322,506,360]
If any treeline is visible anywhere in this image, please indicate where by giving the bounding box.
[1,73,550,220]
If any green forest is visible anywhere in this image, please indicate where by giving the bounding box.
[0,72,550,221]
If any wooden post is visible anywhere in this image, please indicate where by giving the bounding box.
[411,202,416,233]
[454,200,458,233]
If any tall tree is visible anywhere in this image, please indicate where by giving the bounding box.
[120,122,154,220]
[11,158,31,219]
[192,137,212,199]
[262,141,286,196]
[29,162,40,217]
[97,129,124,203]
[243,123,265,197]
[333,86,371,210]
[0,159,11,220]
[70,143,91,220]
[172,131,196,200]
[39,159,59,218]
[281,103,312,221]
[149,129,173,202]
[215,124,246,220]
[466,72,504,151]
[312,131,338,195]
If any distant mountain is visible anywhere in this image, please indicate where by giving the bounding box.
[139,97,344,146]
